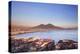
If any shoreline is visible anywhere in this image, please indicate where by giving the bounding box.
[10,37,78,53]
[10,29,77,36]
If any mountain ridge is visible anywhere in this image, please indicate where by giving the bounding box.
[32,24,63,29]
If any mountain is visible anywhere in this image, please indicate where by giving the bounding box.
[10,24,78,35]
[32,24,63,29]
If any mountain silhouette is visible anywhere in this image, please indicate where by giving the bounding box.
[32,24,63,29]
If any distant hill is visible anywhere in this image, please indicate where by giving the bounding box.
[64,27,78,30]
[10,24,78,35]
[32,24,63,29]
[10,24,78,32]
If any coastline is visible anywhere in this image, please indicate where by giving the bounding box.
[10,37,78,53]
[10,29,78,36]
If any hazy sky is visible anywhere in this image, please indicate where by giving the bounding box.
[11,1,78,28]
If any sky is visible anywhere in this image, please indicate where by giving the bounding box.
[11,1,78,28]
